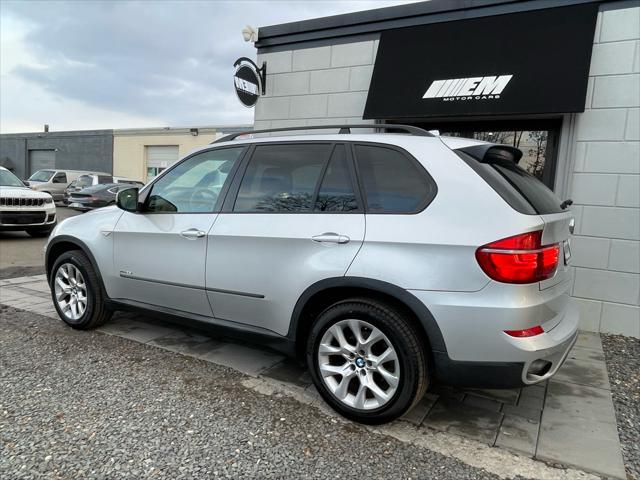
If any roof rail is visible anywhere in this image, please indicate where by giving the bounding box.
[212,124,434,143]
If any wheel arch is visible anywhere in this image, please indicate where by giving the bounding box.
[46,236,104,289]
[288,277,448,361]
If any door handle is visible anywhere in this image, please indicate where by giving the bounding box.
[180,228,206,239]
[312,232,350,244]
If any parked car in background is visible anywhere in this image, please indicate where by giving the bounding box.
[1,166,56,237]
[44,125,577,424]
[62,174,142,205]
[62,180,78,206]
[27,169,110,202]
[67,183,143,211]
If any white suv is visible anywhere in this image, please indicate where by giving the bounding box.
[0,166,57,237]
[45,125,578,424]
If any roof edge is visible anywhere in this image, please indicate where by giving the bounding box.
[255,0,608,50]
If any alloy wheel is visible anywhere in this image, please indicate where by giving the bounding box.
[54,263,88,321]
[317,319,400,410]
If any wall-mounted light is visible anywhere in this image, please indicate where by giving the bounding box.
[190,128,199,137]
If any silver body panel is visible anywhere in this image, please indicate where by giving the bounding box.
[206,213,365,335]
[47,133,578,387]
[111,211,217,316]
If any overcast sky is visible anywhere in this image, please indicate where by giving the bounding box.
[0,0,418,133]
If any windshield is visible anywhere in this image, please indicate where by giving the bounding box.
[28,170,55,182]
[76,175,93,188]
[0,169,25,187]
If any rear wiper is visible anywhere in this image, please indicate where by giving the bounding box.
[560,199,573,210]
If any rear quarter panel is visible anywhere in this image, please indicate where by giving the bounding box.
[347,137,545,291]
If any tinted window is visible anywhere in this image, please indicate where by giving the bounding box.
[315,145,358,212]
[98,175,113,184]
[52,172,67,183]
[234,144,331,212]
[455,150,563,215]
[354,145,433,213]
[147,147,244,213]
[491,161,563,214]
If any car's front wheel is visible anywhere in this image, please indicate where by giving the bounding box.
[50,250,112,329]
[306,298,428,424]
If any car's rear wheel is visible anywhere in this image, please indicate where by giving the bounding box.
[50,250,112,329]
[306,298,428,424]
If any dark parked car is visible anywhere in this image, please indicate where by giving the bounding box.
[67,182,144,211]
[63,175,143,205]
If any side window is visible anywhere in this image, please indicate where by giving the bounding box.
[146,147,244,213]
[314,145,358,212]
[354,145,434,213]
[53,172,67,184]
[234,144,332,212]
[98,175,113,184]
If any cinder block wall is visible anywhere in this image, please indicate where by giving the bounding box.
[569,2,639,337]
[254,2,640,338]
[255,39,379,129]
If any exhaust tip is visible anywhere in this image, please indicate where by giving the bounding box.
[527,359,552,378]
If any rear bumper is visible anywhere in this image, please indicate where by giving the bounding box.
[68,200,107,211]
[432,328,577,388]
[409,278,580,388]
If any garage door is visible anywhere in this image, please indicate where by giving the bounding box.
[146,145,179,181]
[29,150,56,175]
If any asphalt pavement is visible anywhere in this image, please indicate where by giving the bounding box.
[0,206,80,278]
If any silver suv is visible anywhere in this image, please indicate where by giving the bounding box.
[45,125,578,424]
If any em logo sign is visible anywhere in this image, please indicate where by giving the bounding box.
[423,75,513,101]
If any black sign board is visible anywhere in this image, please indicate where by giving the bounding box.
[363,4,598,119]
[233,58,267,108]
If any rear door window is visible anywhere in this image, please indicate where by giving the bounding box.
[354,144,435,213]
[314,145,358,212]
[234,144,332,213]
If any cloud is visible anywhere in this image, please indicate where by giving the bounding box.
[1,0,416,133]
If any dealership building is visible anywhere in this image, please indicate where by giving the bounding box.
[249,0,639,337]
[0,125,248,183]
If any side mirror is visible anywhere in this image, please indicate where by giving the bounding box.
[23,180,29,187]
[116,187,140,212]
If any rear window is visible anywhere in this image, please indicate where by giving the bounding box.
[456,150,564,215]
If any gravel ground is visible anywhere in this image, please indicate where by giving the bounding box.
[602,334,640,480]
[0,305,502,480]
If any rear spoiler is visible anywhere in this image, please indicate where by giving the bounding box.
[457,144,523,165]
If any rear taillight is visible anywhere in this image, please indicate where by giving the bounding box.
[476,231,559,284]
[504,325,544,337]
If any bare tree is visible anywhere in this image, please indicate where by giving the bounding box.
[527,131,547,180]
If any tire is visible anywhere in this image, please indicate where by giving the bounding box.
[26,226,54,238]
[50,250,112,330]
[306,298,428,424]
